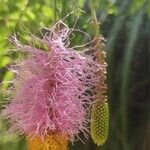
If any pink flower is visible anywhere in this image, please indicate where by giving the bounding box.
[2,21,100,140]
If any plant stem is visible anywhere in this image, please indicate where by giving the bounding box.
[89,0,99,36]
[53,0,57,23]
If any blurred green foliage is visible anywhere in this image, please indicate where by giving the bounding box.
[0,0,149,150]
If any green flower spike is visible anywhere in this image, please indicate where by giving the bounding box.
[91,99,109,146]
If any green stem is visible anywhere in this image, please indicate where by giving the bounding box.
[53,0,57,23]
[89,0,99,36]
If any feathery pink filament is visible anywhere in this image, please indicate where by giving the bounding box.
[2,22,101,140]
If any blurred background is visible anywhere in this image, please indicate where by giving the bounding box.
[0,0,149,150]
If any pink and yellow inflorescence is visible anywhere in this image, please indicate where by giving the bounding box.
[1,22,108,149]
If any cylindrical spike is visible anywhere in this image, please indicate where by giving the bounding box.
[91,99,109,146]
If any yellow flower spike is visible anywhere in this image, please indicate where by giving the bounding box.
[91,99,109,146]
[90,36,109,146]
[27,133,69,150]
